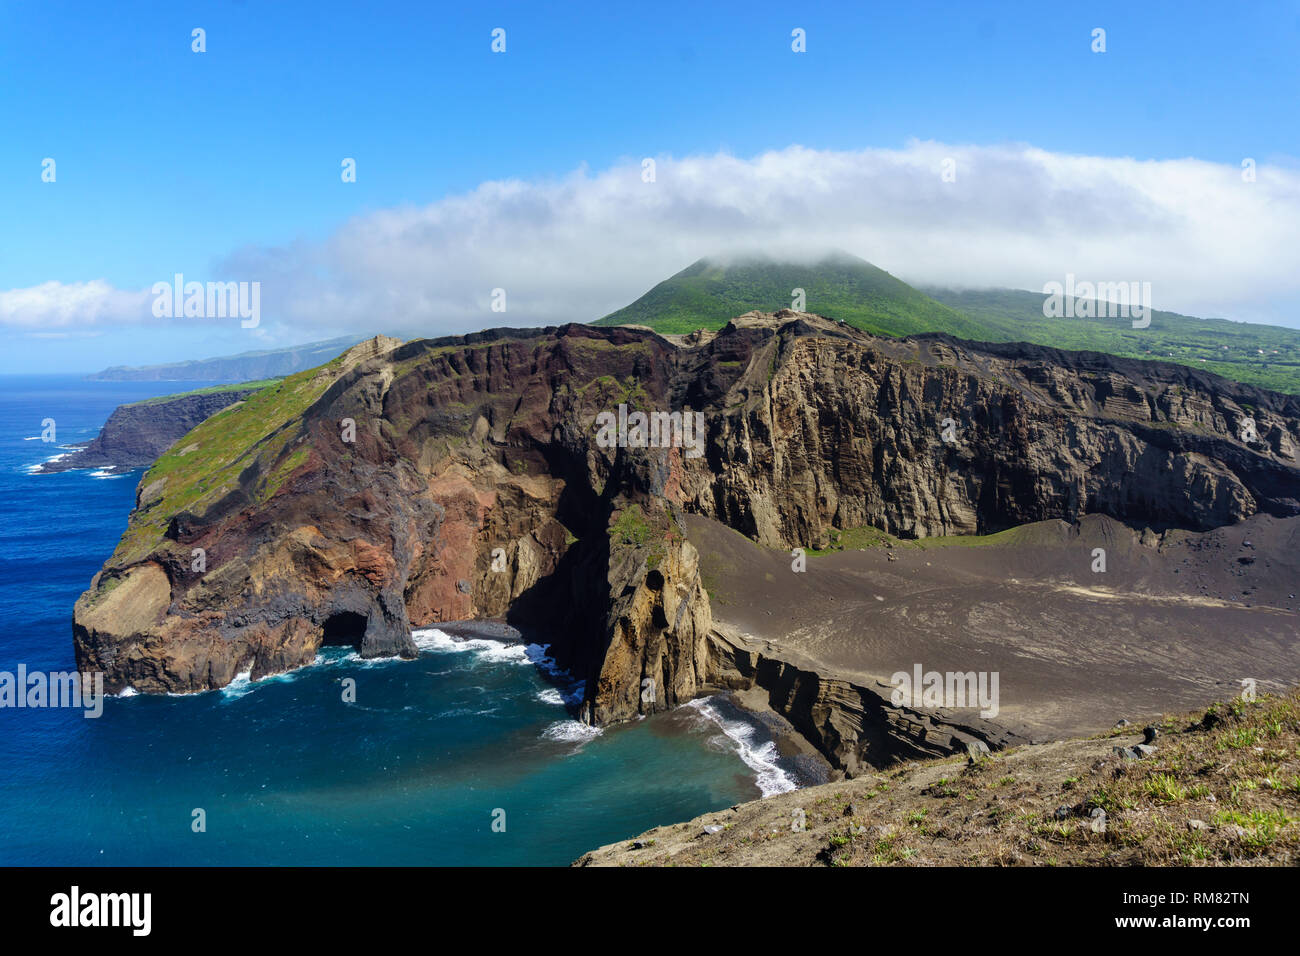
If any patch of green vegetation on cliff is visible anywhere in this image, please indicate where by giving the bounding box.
[610,504,652,548]
[574,374,618,399]
[260,444,311,500]
[110,359,345,566]
[82,570,125,609]
[564,335,655,355]
[575,372,650,412]
[122,378,282,407]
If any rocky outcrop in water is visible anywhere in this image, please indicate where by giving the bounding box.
[73,315,1300,746]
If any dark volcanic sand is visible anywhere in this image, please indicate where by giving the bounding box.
[688,513,1300,740]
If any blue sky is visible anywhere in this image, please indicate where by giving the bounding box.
[3,0,1299,373]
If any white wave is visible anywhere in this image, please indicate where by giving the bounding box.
[218,664,311,701]
[524,642,560,673]
[410,632,585,704]
[115,686,139,698]
[541,719,603,744]
[220,669,255,700]
[411,627,531,665]
[313,647,361,667]
[524,643,585,705]
[24,453,69,474]
[352,653,404,667]
[89,470,126,479]
[683,697,798,798]
[311,646,405,669]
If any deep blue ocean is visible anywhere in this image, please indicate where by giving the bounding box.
[0,375,796,865]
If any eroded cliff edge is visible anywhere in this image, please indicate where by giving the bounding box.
[73,313,1300,770]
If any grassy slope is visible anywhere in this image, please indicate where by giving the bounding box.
[593,254,1300,394]
[112,360,344,566]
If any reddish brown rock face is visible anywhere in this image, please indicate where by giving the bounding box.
[74,318,1300,729]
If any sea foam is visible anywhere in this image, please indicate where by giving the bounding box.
[412,627,530,665]
[683,697,798,798]
[541,719,603,744]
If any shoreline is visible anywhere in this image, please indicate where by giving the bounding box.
[704,686,835,788]
[428,619,833,797]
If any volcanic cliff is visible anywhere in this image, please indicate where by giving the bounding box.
[73,313,1300,769]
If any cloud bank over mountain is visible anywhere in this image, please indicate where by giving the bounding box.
[6,141,1299,342]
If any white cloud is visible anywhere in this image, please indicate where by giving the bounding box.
[0,280,151,329]
[5,142,1300,336]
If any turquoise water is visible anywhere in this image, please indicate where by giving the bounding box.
[0,375,795,865]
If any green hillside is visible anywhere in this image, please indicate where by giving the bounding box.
[593,253,1300,394]
[926,288,1300,396]
[593,253,990,339]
